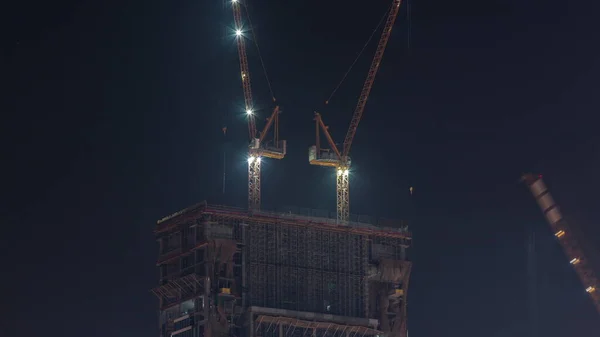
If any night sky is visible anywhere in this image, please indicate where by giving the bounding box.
[3,0,600,336]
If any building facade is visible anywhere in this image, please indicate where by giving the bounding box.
[153,202,411,337]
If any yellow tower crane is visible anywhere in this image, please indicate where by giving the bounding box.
[231,0,286,210]
[309,0,403,221]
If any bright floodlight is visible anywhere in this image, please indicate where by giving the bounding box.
[343,169,349,175]
[232,0,238,2]
[256,157,261,163]
[246,109,253,115]
[337,169,342,176]
[235,29,242,36]
[248,156,255,164]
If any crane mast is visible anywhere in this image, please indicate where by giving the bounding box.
[309,0,403,221]
[523,174,600,314]
[231,0,286,210]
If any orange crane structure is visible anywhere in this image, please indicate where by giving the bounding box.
[231,0,286,210]
[309,0,403,221]
[523,174,600,314]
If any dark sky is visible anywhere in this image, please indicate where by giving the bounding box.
[2,0,600,336]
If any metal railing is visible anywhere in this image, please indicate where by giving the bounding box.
[206,204,409,233]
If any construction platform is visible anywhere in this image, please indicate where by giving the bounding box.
[152,202,412,337]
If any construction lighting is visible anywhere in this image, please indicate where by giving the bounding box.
[246,109,253,115]
[235,29,242,36]
[570,258,580,265]
[586,286,596,293]
[555,230,565,238]
[337,168,349,176]
[256,157,261,163]
[248,156,255,164]
[232,0,238,2]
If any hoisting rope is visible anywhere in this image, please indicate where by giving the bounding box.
[243,2,276,102]
[324,5,391,105]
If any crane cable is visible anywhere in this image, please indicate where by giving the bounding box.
[243,2,276,102]
[324,5,391,106]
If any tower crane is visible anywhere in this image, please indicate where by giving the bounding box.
[308,0,403,221]
[523,174,600,314]
[231,0,286,210]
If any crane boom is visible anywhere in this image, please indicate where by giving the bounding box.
[232,0,257,139]
[523,174,600,314]
[342,0,402,158]
[309,0,403,221]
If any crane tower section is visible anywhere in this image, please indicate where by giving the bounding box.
[309,0,403,222]
[231,0,286,210]
[523,174,600,314]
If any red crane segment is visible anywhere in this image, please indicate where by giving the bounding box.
[523,174,600,315]
[230,0,286,210]
[232,0,257,140]
[342,0,402,158]
[309,0,403,221]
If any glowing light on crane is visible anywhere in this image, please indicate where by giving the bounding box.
[230,0,286,210]
[523,174,600,314]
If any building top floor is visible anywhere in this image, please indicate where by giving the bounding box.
[155,201,411,240]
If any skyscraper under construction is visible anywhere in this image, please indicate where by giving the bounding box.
[153,202,412,337]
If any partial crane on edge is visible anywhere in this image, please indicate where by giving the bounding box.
[309,0,403,221]
[231,0,286,210]
[523,173,600,315]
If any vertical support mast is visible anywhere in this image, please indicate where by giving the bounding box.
[523,174,600,314]
[247,155,261,210]
[336,167,350,221]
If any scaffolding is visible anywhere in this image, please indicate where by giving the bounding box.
[153,202,412,337]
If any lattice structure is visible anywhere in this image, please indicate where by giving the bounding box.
[336,168,350,221]
[152,274,206,300]
[154,202,412,337]
[248,156,261,210]
[254,315,383,337]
